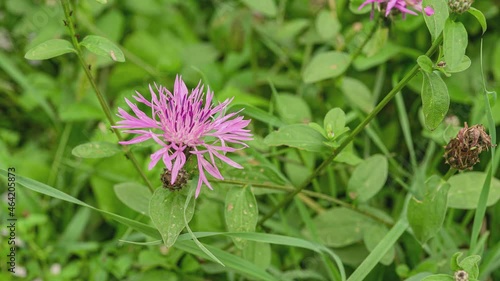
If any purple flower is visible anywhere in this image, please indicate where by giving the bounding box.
[359,0,434,19]
[114,76,252,197]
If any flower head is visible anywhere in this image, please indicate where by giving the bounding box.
[114,76,252,197]
[359,0,434,19]
[444,123,494,170]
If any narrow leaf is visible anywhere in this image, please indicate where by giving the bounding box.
[25,39,76,60]
[421,71,450,130]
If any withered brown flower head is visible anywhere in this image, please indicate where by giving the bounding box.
[444,123,494,170]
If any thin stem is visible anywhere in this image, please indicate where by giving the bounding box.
[60,0,154,192]
[258,33,444,226]
[443,168,457,181]
[217,179,393,226]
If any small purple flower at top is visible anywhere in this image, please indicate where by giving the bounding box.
[359,0,434,19]
[114,75,252,197]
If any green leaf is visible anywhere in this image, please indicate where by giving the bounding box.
[275,94,311,124]
[316,10,341,40]
[72,141,121,158]
[324,108,347,139]
[347,154,388,202]
[114,183,152,215]
[447,172,500,209]
[417,55,434,73]
[24,39,76,60]
[407,175,450,244]
[0,169,161,239]
[421,274,455,281]
[443,20,468,72]
[240,0,277,17]
[340,77,374,113]
[444,55,471,73]
[303,51,350,83]
[310,207,375,247]
[225,186,258,249]
[421,71,450,130]
[242,241,271,269]
[229,104,285,128]
[149,187,195,247]
[264,124,328,153]
[80,35,125,62]
[468,7,487,34]
[363,224,394,265]
[423,0,449,42]
[458,255,481,279]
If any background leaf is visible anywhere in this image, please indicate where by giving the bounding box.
[303,51,350,83]
[347,154,388,202]
[114,182,152,215]
[25,39,76,60]
[72,141,121,158]
[447,172,500,209]
[407,175,450,244]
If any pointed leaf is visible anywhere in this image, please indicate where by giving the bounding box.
[347,154,388,202]
[25,39,76,60]
[421,71,450,130]
[407,175,450,244]
[225,186,258,249]
[72,141,121,158]
[149,187,195,247]
[80,35,125,62]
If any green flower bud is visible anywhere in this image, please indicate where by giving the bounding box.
[448,0,474,14]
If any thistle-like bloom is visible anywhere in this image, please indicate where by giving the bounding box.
[114,76,252,197]
[359,0,434,19]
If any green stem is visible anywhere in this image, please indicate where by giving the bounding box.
[216,179,393,226]
[60,0,154,192]
[258,33,444,226]
[443,168,457,181]
[350,16,380,61]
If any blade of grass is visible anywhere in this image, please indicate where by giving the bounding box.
[346,219,409,281]
[0,169,161,239]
